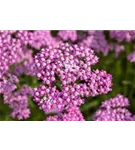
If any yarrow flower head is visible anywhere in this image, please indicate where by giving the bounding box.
[0,31,39,79]
[81,31,110,55]
[110,30,135,42]
[0,31,22,78]
[127,51,135,63]
[3,85,33,120]
[93,94,135,121]
[58,30,77,42]
[0,72,33,120]
[34,43,113,114]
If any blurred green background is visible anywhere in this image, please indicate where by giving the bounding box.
[0,31,135,121]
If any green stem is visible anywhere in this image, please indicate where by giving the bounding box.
[129,64,135,99]
[81,100,99,111]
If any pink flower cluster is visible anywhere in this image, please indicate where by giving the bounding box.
[0,31,41,79]
[4,85,33,120]
[58,30,77,42]
[34,43,113,118]
[110,30,135,42]
[93,94,135,121]
[127,51,135,63]
[0,74,33,120]
[0,31,22,78]
[108,31,135,59]
[81,31,110,55]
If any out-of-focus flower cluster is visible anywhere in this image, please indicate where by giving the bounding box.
[0,30,135,121]
[127,51,135,63]
[0,74,33,119]
[93,94,135,121]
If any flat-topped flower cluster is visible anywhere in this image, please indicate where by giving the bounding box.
[34,43,112,120]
